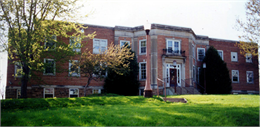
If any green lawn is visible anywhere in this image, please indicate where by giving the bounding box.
[1,95,259,126]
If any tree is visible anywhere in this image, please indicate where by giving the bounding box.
[0,0,95,98]
[199,46,232,94]
[103,44,140,96]
[71,44,134,96]
[236,0,260,56]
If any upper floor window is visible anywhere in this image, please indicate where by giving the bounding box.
[70,36,81,52]
[93,38,108,54]
[246,71,253,83]
[69,60,80,77]
[232,70,239,83]
[218,50,223,60]
[245,53,252,63]
[14,62,22,77]
[44,58,55,75]
[139,62,146,80]
[45,35,56,51]
[139,39,146,55]
[166,39,181,54]
[120,40,130,47]
[231,52,238,62]
[197,48,205,61]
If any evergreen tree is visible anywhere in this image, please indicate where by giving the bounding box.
[199,46,232,94]
[104,44,140,96]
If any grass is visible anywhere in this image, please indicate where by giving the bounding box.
[1,95,259,126]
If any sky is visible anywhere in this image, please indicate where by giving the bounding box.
[0,0,249,99]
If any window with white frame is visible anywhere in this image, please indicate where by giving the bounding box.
[70,36,81,52]
[197,48,205,61]
[218,50,223,60]
[232,70,239,83]
[44,59,55,75]
[17,89,21,99]
[14,62,22,77]
[92,89,101,94]
[69,88,79,97]
[245,53,252,63]
[45,35,56,50]
[139,62,146,80]
[120,40,130,47]
[231,52,238,62]
[246,71,253,83]
[139,39,146,54]
[93,38,108,54]
[69,60,80,77]
[44,88,54,98]
[93,63,107,77]
[166,39,181,54]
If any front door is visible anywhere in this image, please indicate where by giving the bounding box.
[170,69,177,87]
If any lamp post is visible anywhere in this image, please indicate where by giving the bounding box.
[144,20,153,98]
[203,62,206,94]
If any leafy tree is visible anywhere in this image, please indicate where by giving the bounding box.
[104,44,140,96]
[0,0,95,98]
[236,0,259,56]
[199,46,232,94]
[71,44,134,96]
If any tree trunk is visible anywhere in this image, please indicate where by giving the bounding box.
[84,76,92,96]
[20,64,30,98]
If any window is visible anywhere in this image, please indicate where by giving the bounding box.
[166,39,181,54]
[218,50,223,60]
[139,39,146,54]
[69,88,79,97]
[93,38,108,54]
[69,60,80,77]
[120,40,130,47]
[231,52,238,62]
[44,59,55,75]
[192,44,195,58]
[45,35,56,50]
[93,89,101,94]
[70,36,81,52]
[246,71,253,83]
[17,89,21,99]
[93,63,107,77]
[246,53,252,63]
[197,67,201,84]
[232,70,239,83]
[197,48,205,61]
[14,62,22,77]
[139,62,146,80]
[44,88,54,98]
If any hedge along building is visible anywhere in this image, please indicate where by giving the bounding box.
[5,23,259,98]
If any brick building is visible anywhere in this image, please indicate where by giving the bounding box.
[5,23,259,98]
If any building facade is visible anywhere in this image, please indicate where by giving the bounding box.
[5,23,259,98]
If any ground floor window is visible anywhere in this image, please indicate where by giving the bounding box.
[69,88,79,97]
[246,71,253,83]
[232,70,239,83]
[139,89,144,96]
[44,88,54,98]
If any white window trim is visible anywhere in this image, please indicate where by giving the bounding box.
[217,50,224,60]
[246,71,254,83]
[120,40,130,47]
[92,89,101,94]
[92,63,107,77]
[69,88,79,97]
[43,58,56,75]
[44,35,57,51]
[69,60,80,77]
[245,53,252,63]
[14,62,22,77]
[192,44,195,59]
[17,89,21,99]
[197,48,205,61]
[43,88,54,98]
[232,70,239,83]
[70,36,81,52]
[166,39,181,54]
[139,39,146,55]
[93,38,108,54]
[139,62,146,80]
[231,52,238,62]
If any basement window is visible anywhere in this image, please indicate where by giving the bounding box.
[44,88,54,98]
[69,88,79,98]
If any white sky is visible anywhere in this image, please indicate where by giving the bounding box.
[0,0,249,99]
